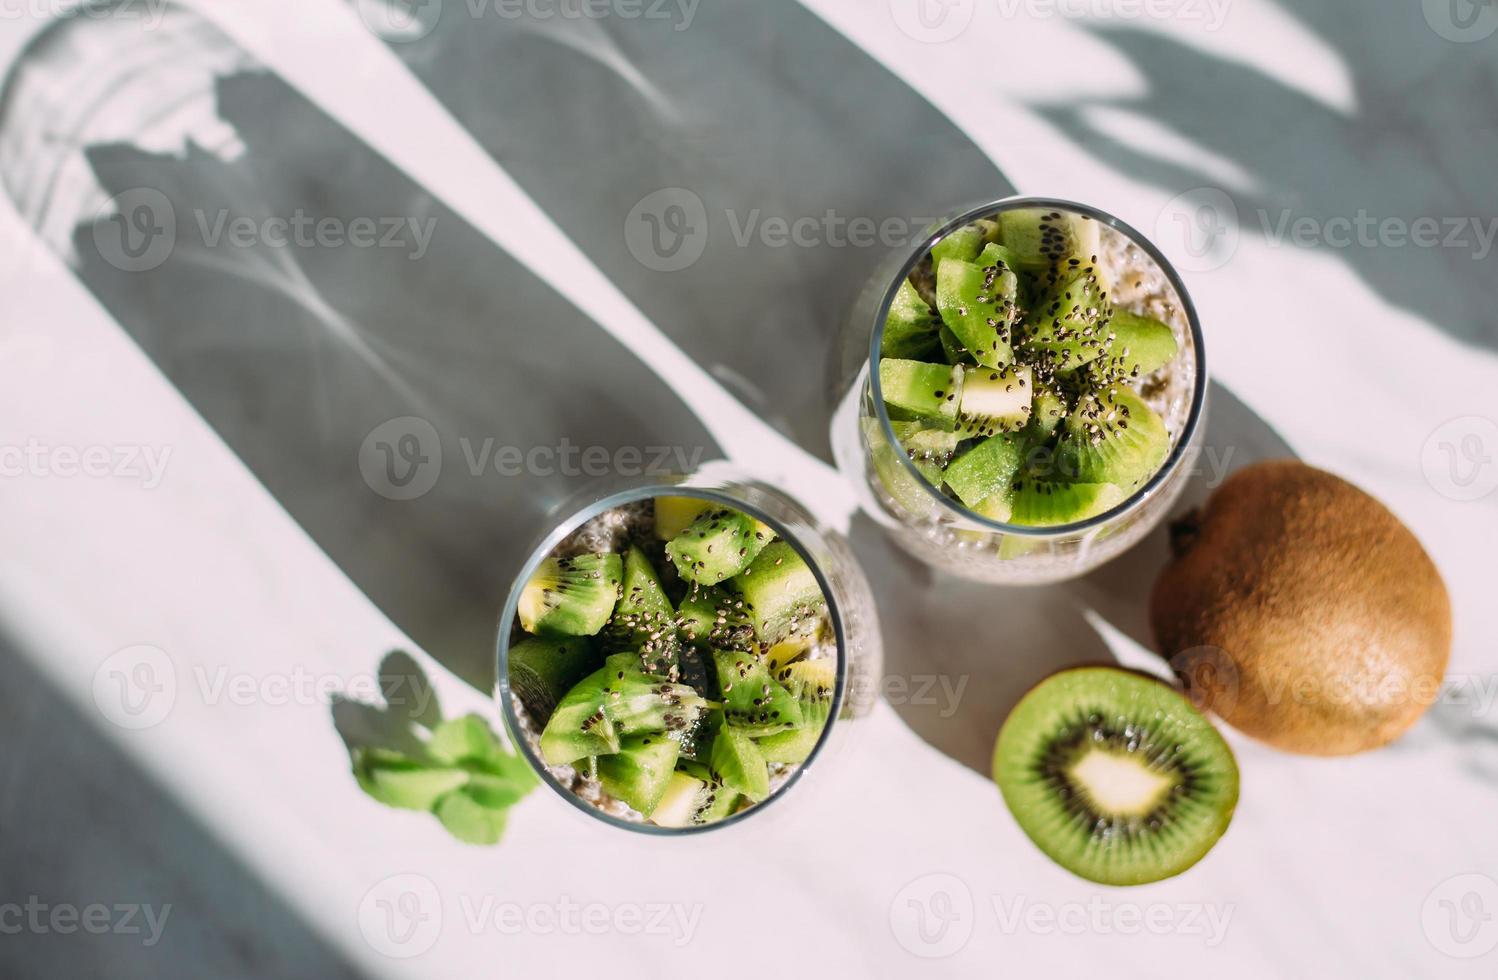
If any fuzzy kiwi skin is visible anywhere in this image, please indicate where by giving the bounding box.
[1150,461,1451,756]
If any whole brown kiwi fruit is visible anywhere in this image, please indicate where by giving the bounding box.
[1150,460,1451,756]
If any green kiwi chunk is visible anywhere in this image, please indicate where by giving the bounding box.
[1009,479,1126,528]
[713,649,803,736]
[709,727,770,802]
[518,553,622,636]
[1021,268,1113,373]
[732,540,827,644]
[538,656,705,765]
[597,734,680,817]
[955,363,1033,438]
[1103,309,1178,378]
[607,545,683,675]
[676,584,756,652]
[930,223,985,264]
[665,508,769,586]
[881,279,942,360]
[654,496,713,540]
[879,358,963,430]
[889,421,962,467]
[507,635,598,722]
[997,208,1101,273]
[944,434,1028,510]
[935,256,1015,369]
[1054,386,1170,487]
[992,667,1238,886]
[754,725,822,765]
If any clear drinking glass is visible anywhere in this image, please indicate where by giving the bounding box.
[494,466,882,834]
[830,197,1208,585]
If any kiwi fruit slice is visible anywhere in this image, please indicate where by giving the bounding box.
[518,553,622,636]
[714,649,804,736]
[732,540,826,644]
[597,735,680,817]
[889,420,961,467]
[1022,268,1113,373]
[955,363,1032,438]
[930,222,985,265]
[607,546,682,674]
[675,584,756,652]
[943,434,1028,510]
[1150,461,1452,756]
[1008,478,1124,527]
[935,256,1015,369]
[709,726,770,802]
[1104,309,1178,378]
[507,635,598,722]
[665,507,771,586]
[654,496,713,540]
[997,208,1101,273]
[880,358,963,430]
[538,690,621,766]
[881,279,942,360]
[775,658,836,729]
[1054,385,1169,487]
[993,667,1239,886]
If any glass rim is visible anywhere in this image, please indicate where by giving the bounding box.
[867,195,1209,538]
[494,481,849,836]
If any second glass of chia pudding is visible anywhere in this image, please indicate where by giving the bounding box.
[831,197,1207,585]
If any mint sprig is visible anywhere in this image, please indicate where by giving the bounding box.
[352,713,537,845]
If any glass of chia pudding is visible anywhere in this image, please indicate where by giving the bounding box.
[831,197,1207,585]
[496,473,880,833]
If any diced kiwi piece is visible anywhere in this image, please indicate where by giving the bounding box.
[944,433,1028,509]
[518,553,622,636]
[1055,386,1170,487]
[992,666,1238,885]
[1022,268,1113,372]
[1008,479,1126,528]
[881,279,942,359]
[649,770,708,828]
[890,420,962,465]
[538,691,620,766]
[607,545,683,675]
[955,363,1032,438]
[665,507,769,586]
[597,734,680,817]
[714,649,803,736]
[596,652,707,736]
[1030,381,1069,437]
[774,658,836,728]
[997,208,1101,273]
[709,727,770,802]
[732,540,826,644]
[676,584,756,652]
[972,492,1014,524]
[930,223,984,264]
[879,358,962,431]
[654,496,713,540]
[507,635,598,722]
[765,636,812,673]
[754,725,822,765]
[1105,309,1178,377]
[675,760,741,825]
[935,257,1014,369]
[937,322,973,365]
